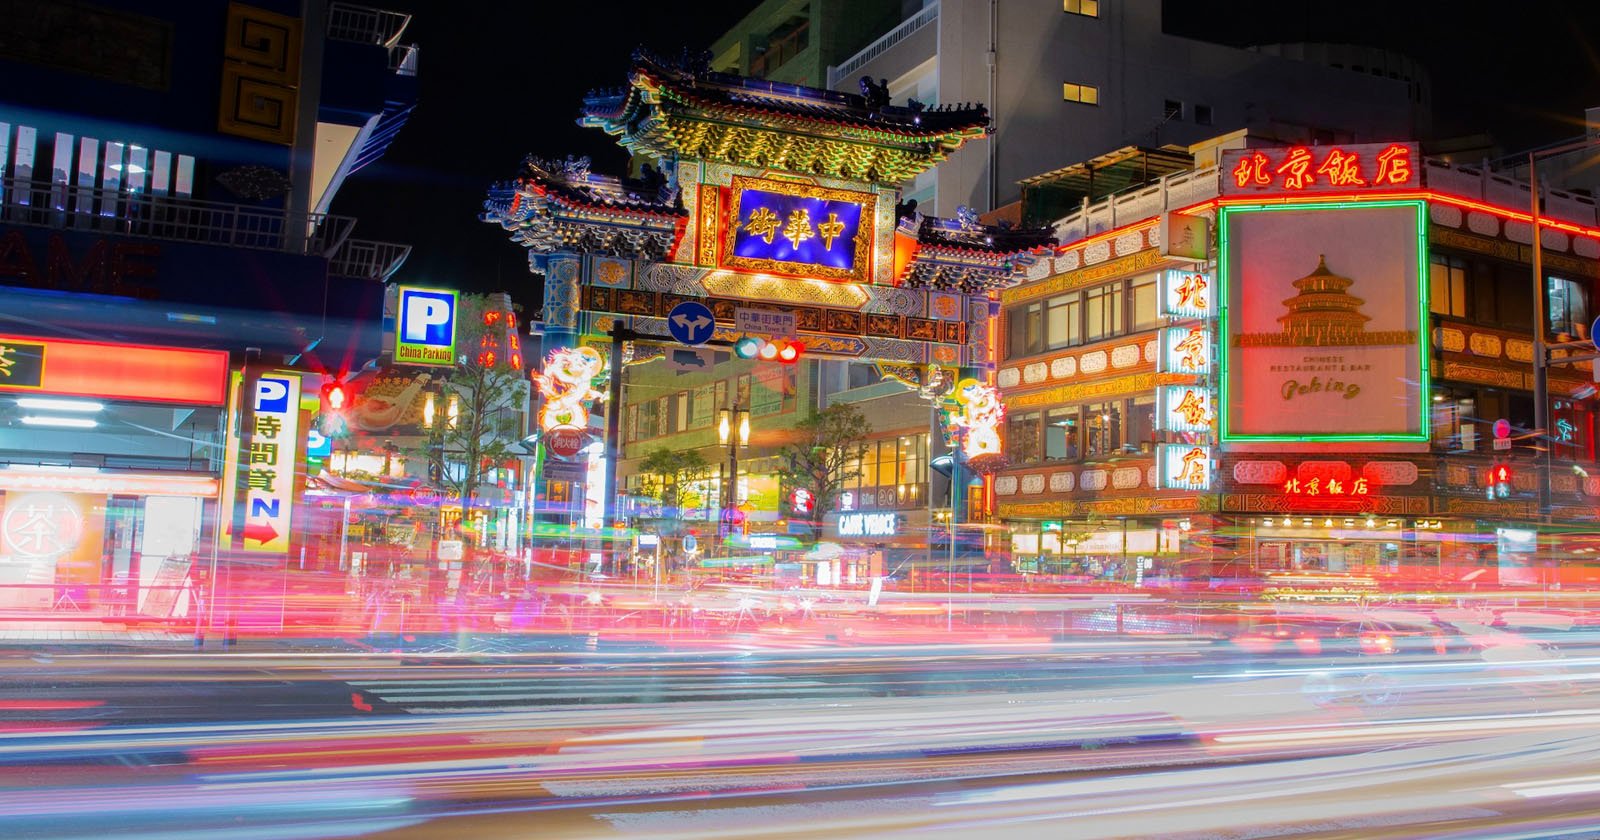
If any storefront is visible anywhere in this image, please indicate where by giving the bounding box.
[0,334,229,618]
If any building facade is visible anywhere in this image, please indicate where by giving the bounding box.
[0,0,418,626]
[826,0,1428,217]
[994,132,1600,593]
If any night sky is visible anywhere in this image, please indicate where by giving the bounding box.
[332,0,1600,306]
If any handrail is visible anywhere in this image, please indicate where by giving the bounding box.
[826,0,939,89]
[329,238,412,280]
[389,43,419,76]
[0,176,356,257]
[326,2,412,48]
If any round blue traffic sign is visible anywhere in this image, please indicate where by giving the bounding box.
[667,300,716,346]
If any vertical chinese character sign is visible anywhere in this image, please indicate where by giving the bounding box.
[222,373,302,555]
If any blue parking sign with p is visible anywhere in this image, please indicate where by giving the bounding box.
[396,286,459,366]
[254,377,292,413]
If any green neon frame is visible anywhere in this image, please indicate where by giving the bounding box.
[1218,199,1430,443]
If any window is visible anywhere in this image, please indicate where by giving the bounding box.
[1063,82,1099,105]
[1130,274,1158,332]
[1046,293,1082,349]
[1063,0,1098,16]
[1429,255,1468,318]
[1007,302,1043,358]
[846,362,879,390]
[1127,396,1155,453]
[1549,275,1590,338]
[1044,407,1079,460]
[1194,104,1213,125]
[1084,403,1120,457]
[1085,283,1123,342]
[1163,100,1183,121]
[1007,411,1042,464]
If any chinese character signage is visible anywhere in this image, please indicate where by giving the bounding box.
[1220,143,1419,197]
[1219,201,1428,442]
[735,307,798,338]
[1281,476,1370,497]
[1158,444,1212,490]
[0,334,226,405]
[1159,269,1211,319]
[1162,325,1211,375]
[721,176,874,283]
[395,286,459,367]
[241,373,301,555]
[1158,385,1213,433]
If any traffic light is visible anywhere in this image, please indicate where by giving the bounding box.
[733,335,804,364]
[319,379,349,436]
[1490,463,1513,499]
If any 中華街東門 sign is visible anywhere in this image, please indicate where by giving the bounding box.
[1220,143,1420,198]
[721,176,874,283]
[1220,201,1428,443]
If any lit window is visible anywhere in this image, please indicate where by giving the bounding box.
[1064,0,1099,17]
[1063,82,1099,105]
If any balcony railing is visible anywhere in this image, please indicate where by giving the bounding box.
[826,0,939,89]
[329,238,411,280]
[0,176,355,258]
[389,43,419,76]
[326,2,412,48]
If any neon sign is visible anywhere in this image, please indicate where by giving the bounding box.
[241,373,301,555]
[721,176,874,283]
[1159,269,1211,319]
[1158,385,1213,433]
[838,512,898,537]
[1162,325,1211,375]
[946,377,1005,460]
[1283,477,1370,496]
[1221,143,1419,197]
[1158,444,1212,490]
[532,346,606,431]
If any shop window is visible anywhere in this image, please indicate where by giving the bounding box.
[1007,411,1042,464]
[1044,407,1080,460]
[1548,275,1590,338]
[1430,389,1476,452]
[1084,402,1121,457]
[1429,254,1467,318]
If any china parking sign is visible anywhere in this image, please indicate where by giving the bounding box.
[395,287,459,366]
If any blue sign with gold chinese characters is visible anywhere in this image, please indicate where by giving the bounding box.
[721,176,875,283]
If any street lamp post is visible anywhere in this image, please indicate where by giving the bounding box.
[718,404,750,551]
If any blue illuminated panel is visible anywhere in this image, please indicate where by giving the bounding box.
[721,176,875,282]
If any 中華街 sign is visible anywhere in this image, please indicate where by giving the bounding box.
[395,286,459,366]
[1220,201,1428,442]
[721,176,875,283]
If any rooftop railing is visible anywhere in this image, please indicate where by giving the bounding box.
[1049,157,1600,246]
[0,176,355,258]
[826,0,939,89]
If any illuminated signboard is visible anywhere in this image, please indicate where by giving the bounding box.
[1219,201,1428,443]
[241,374,301,555]
[395,286,459,367]
[721,175,874,283]
[0,334,227,405]
[1282,476,1370,496]
[1158,385,1213,433]
[532,346,606,431]
[946,378,1005,460]
[1159,269,1211,319]
[1220,143,1419,198]
[1161,325,1211,376]
[1158,444,1212,491]
[838,512,898,537]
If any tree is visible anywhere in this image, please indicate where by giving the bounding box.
[778,403,872,539]
[638,447,711,516]
[413,293,529,511]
